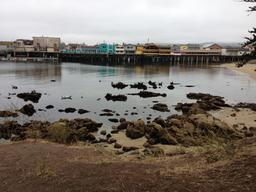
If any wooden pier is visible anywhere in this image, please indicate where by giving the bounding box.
[60,53,243,65]
[1,51,249,65]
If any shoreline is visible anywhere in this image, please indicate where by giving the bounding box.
[223,62,256,80]
[0,92,256,191]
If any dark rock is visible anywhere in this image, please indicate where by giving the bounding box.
[120,118,126,123]
[17,90,42,103]
[114,143,122,149]
[151,103,170,112]
[245,130,254,137]
[167,84,175,90]
[122,146,139,152]
[0,111,18,118]
[19,104,36,116]
[50,80,56,82]
[46,105,54,109]
[153,117,166,128]
[117,121,129,130]
[111,129,119,134]
[102,109,114,113]
[145,122,177,145]
[131,112,138,115]
[38,109,46,112]
[128,91,167,98]
[185,85,195,88]
[130,82,147,90]
[64,108,76,113]
[187,93,230,109]
[106,134,112,139]
[148,81,157,89]
[126,120,145,139]
[85,133,96,142]
[99,138,108,143]
[108,138,117,144]
[105,94,127,102]
[58,109,65,113]
[0,121,23,140]
[235,103,256,111]
[78,109,90,114]
[108,118,119,123]
[100,130,107,135]
[231,113,236,117]
[11,85,18,89]
[111,82,128,89]
[100,112,114,117]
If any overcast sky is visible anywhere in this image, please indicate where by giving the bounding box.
[0,0,255,44]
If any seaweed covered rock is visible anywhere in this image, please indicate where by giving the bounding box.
[111,82,128,89]
[126,120,146,139]
[0,121,22,140]
[128,91,167,98]
[17,90,42,103]
[130,82,147,90]
[0,111,18,117]
[187,93,231,110]
[105,94,127,102]
[235,103,256,111]
[19,104,36,116]
[151,103,170,112]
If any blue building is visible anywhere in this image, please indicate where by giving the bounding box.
[77,45,97,54]
[96,43,115,54]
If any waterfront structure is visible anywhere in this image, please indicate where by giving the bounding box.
[202,43,223,51]
[135,45,144,55]
[96,43,115,54]
[77,45,97,54]
[115,44,125,54]
[221,46,250,56]
[33,37,61,52]
[143,43,171,55]
[14,39,34,52]
[0,41,14,53]
[124,44,136,55]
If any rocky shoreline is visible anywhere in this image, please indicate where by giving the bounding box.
[1,91,255,156]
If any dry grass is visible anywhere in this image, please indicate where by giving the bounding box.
[36,160,56,178]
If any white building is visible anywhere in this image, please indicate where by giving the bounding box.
[115,44,125,54]
[124,44,136,54]
[14,39,34,52]
[221,46,251,56]
[33,37,61,52]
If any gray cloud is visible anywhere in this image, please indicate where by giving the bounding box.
[0,0,255,44]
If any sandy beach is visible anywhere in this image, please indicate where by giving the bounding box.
[223,62,256,80]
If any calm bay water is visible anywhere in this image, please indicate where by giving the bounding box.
[0,61,255,128]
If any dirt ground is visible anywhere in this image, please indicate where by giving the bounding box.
[0,138,256,192]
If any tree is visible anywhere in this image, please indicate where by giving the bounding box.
[243,0,256,12]
[242,0,256,55]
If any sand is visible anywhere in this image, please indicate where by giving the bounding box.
[210,107,256,130]
[223,63,256,80]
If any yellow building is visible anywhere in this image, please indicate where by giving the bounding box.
[180,45,189,51]
[135,45,144,55]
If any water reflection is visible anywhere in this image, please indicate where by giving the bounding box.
[0,62,62,82]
